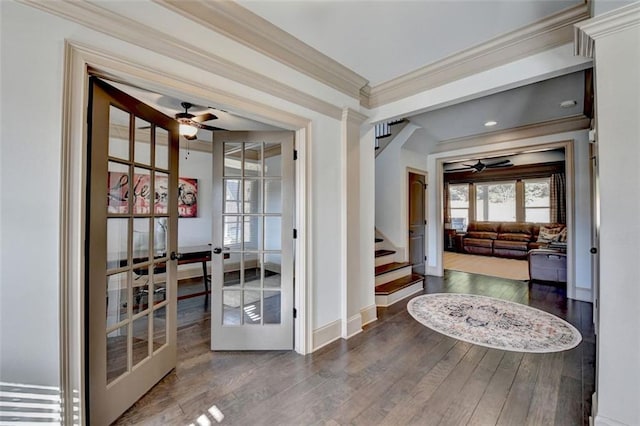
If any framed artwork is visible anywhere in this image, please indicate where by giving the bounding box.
[108,172,198,217]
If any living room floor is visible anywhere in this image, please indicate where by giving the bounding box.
[115,271,595,425]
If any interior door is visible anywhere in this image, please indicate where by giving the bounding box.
[590,140,600,333]
[211,137,294,350]
[409,172,427,275]
[86,78,179,425]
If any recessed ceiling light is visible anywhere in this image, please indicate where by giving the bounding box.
[484,120,497,127]
[560,100,577,108]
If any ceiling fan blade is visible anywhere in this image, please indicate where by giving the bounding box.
[195,123,226,132]
[192,112,218,123]
[486,159,511,166]
[486,163,513,168]
[444,167,473,173]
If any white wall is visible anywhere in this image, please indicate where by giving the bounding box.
[375,124,426,256]
[585,6,640,424]
[0,0,355,387]
[177,145,213,247]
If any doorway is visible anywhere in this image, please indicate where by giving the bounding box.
[61,44,312,425]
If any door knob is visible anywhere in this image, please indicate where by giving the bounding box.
[590,247,598,254]
[213,247,223,254]
[170,252,183,261]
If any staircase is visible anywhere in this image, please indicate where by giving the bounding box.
[374,237,424,307]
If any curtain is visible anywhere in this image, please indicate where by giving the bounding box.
[443,182,451,227]
[550,172,566,224]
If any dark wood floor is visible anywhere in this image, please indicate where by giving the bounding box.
[114,270,595,425]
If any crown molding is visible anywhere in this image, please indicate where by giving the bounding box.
[155,0,368,100]
[18,0,343,120]
[368,3,590,108]
[432,115,590,153]
[575,1,640,57]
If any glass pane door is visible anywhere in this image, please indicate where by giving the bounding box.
[87,78,179,425]
[211,138,293,350]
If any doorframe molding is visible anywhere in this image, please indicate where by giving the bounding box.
[429,138,578,299]
[59,40,312,425]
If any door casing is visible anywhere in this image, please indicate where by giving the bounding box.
[58,42,311,425]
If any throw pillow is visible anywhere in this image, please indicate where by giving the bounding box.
[537,226,565,243]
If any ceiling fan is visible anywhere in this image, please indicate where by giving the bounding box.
[175,102,224,140]
[444,159,513,173]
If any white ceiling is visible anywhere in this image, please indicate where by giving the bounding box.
[111,1,590,142]
[238,0,582,85]
[409,70,586,143]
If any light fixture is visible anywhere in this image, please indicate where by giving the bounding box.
[179,123,198,138]
[560,99,577,108]
[484,120,498,127]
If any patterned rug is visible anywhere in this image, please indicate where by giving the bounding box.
[407,293,582,353]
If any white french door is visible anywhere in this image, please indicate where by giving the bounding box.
[86,78,179,425]
[211,137,294,350]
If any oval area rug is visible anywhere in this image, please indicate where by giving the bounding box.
[407,293,582,353]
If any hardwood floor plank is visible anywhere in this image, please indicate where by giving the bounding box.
[408,344,489,425]
[467,351,524,426]
[379,340,474,424]
[114,270,595,426]
[525,350,565,425]
[437,348,505,425]
[496,353,542,425]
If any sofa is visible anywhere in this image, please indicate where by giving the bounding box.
[461,222,566,260]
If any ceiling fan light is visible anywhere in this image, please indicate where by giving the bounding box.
[179,123,198,137]
[484,120,498,127]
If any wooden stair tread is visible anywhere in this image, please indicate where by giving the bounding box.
[375,238,383,243]
[375,274,424,295]
[375,249,396,257]
[375,262,411,276]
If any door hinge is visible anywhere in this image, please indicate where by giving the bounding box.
[293,150,298,161]
[293,229,297,239]
[423,183,427,190]
[293,308,297,318]
[424,256,427,261]
[424,220,427,225]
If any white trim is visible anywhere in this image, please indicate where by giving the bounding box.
[154,0,368,100]
[360,304,378,327]
[18,0,344,120]
[368,3,590,107]
[295,125,311,355]
[58,41,312,424]
[433,116,591,153]
[575,287,593,303]
[594,415,630,426]
[344,314,363,339]
[312,320,342,352]
[575,1,640,58]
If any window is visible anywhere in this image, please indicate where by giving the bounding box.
[524,178,551,222]
[476,182,516,222]
[448,184,469,231]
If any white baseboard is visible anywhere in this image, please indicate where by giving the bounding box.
[312,319,342,352]
[573,287,593,303]
[360,304,378,327]
[344,314,363,339]
[594,415,630,426]
[427,265,442,276]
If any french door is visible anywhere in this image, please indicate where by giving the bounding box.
[211,137,294,349]
[86,78,179,425]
